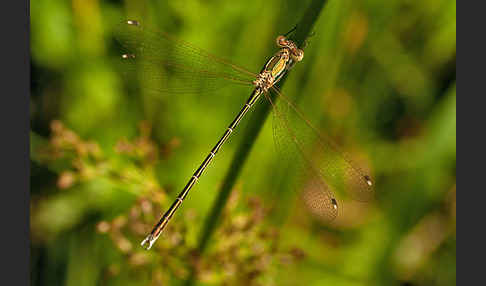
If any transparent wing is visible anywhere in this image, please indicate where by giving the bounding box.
[114,20,256,95]
[267,88,374,222]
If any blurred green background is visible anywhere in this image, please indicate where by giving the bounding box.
[30,0,456,285]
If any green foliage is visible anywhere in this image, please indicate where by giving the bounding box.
[31,0,456,285]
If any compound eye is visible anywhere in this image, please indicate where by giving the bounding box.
[276,35,287,47]
[293,49,304,61]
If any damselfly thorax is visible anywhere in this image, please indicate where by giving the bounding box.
[253,36,304,93]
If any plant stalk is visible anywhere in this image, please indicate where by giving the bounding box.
[184,1,328,284]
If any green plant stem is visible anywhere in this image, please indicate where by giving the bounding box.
[184,1,328,284]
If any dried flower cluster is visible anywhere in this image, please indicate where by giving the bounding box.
[98,190,305,286]
[43,120,165,196]
[192,192,306,286]
[36,120,303,285]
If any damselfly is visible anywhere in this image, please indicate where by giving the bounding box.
[115,20,374,250]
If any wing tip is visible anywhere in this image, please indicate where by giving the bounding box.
[126,20,140,26]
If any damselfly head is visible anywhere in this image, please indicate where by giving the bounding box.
[276,35,288,47]
[276,35,296,50]
[276,35,304,62]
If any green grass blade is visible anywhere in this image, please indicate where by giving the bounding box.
[184,1,329,284]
